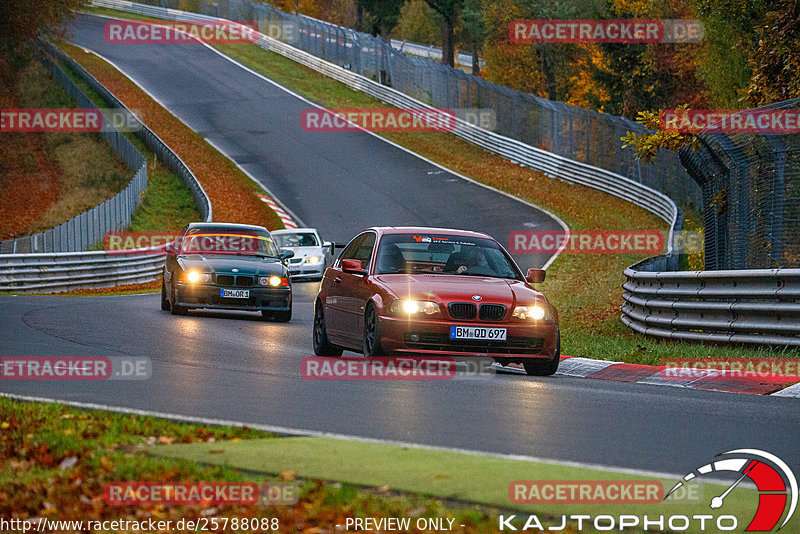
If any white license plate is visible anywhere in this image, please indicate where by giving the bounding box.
[450,326,507,341]
[220,288,249,298]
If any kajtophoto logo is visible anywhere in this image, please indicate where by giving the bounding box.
[498,449,796,531]
[666,449,797,532]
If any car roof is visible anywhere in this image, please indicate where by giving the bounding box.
[187,222,269,232]
[368,226,493,239]
[270,228,319,234]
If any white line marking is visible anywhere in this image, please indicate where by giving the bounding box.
[0,391,698,480]
[78,12,568,270]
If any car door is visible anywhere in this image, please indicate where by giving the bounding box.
[324,233,367,343]
[338,232,377,343]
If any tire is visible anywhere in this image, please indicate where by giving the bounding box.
[312,302,342,356]
[523,333,560,376]
[160,276,170,311]
[262,303,292,323]
[362,303,383,357]
[170,283,188,316]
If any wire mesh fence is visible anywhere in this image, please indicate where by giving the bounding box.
[680,100,800,270]
[135,0,702,221]
[0,51,148,254]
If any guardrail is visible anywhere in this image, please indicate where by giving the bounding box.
[622,256,800,346]
[389,39,482,70]
[0,250,165,293]
[90,0,680,254]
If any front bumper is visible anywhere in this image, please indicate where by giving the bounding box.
[287,262,325,279]
[175,283,291,311]
[378,315,558,359]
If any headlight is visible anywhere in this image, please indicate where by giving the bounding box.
[305,255,322,264]
[512,305,548,320]
[389,300,441,316]
[185,271,211,284]
[259,275,288,287]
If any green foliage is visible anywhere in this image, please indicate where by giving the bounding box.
[745,0,800,105]
[395,0,442,45]
[621,107,700,163]
[358,0,406,41]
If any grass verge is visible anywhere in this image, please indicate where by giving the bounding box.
[0,53,129,240]
[1,397,775,534]
[81,8,800,365]
[52,53,200,236]
[0,397,512,533]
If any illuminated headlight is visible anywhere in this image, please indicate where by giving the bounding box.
[305,255,322,264]
[186,271,211,284]
[259,275,287,287]
[512,305,548,320]
[389,300,441,316]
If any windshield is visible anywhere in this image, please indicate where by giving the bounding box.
[375,233,521,279]
[179,231,278,256]
[273,232,319,248]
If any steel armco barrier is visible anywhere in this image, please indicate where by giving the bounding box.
[0,250,165,293]
[0,41,212,292]
[622,256,800,346]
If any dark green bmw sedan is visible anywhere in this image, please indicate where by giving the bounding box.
[161,222,294,321]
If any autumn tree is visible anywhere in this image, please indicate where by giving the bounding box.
[358,0,406,42]
[424,0,462,67]
[744,0,800,105]
[459,0,485,74]
[0,0,86,57]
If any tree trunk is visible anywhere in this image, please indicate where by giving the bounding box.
[442,17,455,67]
[354,2,363,33]
[471,41,479,75]
[380,21,391,43]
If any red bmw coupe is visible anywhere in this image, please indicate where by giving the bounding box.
[312,227,560,376]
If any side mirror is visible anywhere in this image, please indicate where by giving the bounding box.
[341,258,365,275]
[323,241,334,256]
[281,250,295,260]
[527,268,546,284]
[165,241,178,255]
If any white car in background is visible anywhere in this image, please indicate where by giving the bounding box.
[271,228,333,281]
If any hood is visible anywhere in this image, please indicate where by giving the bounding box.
[373,274,546,307]
[178,254,286,276]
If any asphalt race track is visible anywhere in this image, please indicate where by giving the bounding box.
[1,13,799,478]
[64,14,565,266]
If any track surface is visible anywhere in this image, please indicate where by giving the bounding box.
[65,14,563,266]
[2,14,798,478]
